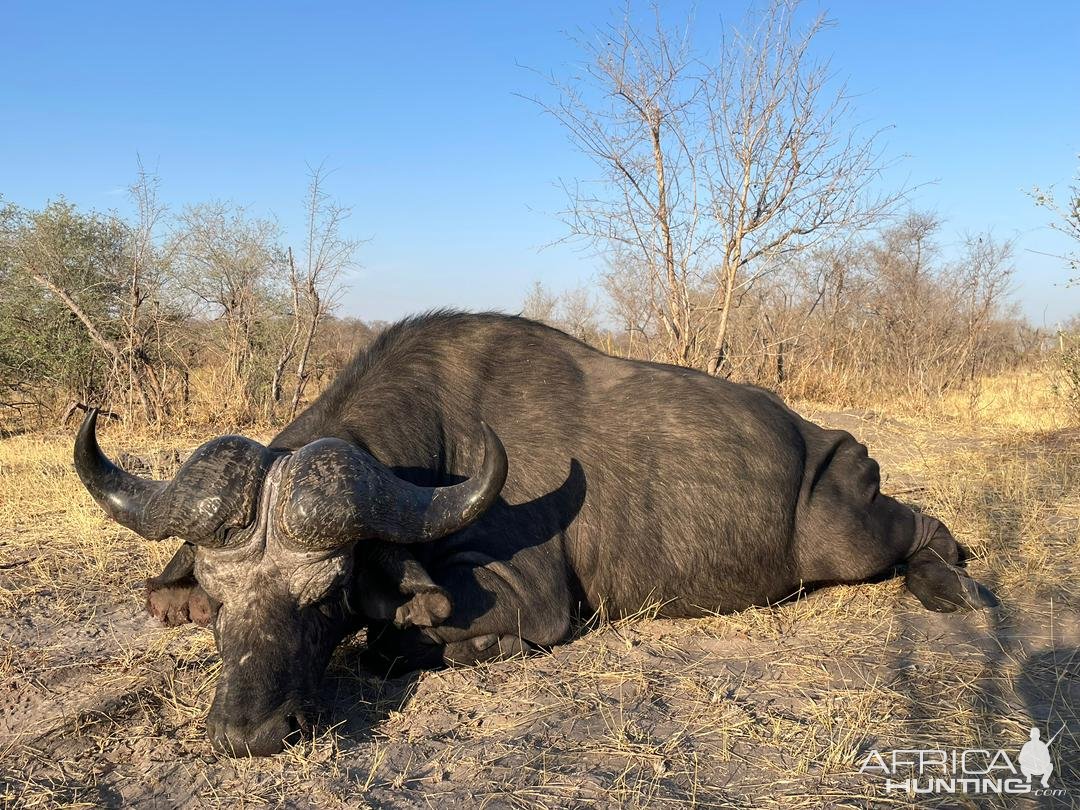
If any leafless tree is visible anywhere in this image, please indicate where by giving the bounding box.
[286,166,361,418]
[120,161,176,420]
[950,232,1015,389]
[535,1,903,374]
[1031,161,1080,286]
[174,202,285,412]
[602,249,656,355]
[521,280,602,344]
[558,285,602,343]
[532,8,708,364]
[700,1,904,374]
[270,246,303,406]
[521,280,559,324]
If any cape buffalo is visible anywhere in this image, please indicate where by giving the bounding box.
[74,311,995,756]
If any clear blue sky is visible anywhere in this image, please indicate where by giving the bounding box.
[2,1,1078,325]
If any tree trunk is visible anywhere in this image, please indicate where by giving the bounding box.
[30,271,155,418]
[289,292,321,419]
[650,119,691,365]
[271,249,302,405]
[706,259,739,376]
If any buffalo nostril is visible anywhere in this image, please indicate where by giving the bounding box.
[209,719,290,757]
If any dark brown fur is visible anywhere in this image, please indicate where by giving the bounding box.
[142,311,994,754]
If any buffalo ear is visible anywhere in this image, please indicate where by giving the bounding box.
[147,543,197,589]
[145,579,218,627]
[144,542,219,626]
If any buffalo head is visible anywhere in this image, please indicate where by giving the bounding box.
[74,409,506,756]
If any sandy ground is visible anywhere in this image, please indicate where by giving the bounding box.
[1,410,1077,808]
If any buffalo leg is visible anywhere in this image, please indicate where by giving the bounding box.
[799,488,996,612]
[354,542,451,630]
[364,553,571,670]
[423,554,571,665]
[796,429,996,612]
[352,543,452,629]
[145,542,215,626]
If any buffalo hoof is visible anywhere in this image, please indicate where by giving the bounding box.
[394,587,452,629]
[145,579,215,626]
[906,562,999,612]
[442,633,538,665]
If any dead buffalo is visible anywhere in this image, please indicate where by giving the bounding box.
[74,311,995,756]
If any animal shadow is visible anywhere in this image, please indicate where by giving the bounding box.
[1015,646,1079,807]
[317,636,426,752]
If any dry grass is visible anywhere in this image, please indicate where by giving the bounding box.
[1,385,1077,808]
[937,367,1078,432]
[794,368,1076,433]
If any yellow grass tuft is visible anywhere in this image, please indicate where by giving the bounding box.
[1,397,1077,807]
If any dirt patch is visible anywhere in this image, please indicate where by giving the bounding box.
[3,591,1077,808]
[1,413,1077,808]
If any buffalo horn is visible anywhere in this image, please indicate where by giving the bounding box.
[74,408,170,540]
[284,422,508,548]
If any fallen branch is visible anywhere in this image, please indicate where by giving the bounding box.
[0,557,36,570]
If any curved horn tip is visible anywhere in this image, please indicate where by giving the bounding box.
[75,408,101,462]
[338,420,509,546]
[479,422,507,475]
[469,421,508,518]
[73,404,167,539]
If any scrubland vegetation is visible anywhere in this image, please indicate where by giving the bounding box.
[2,170,1077,438]
[1,5,1077,436]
